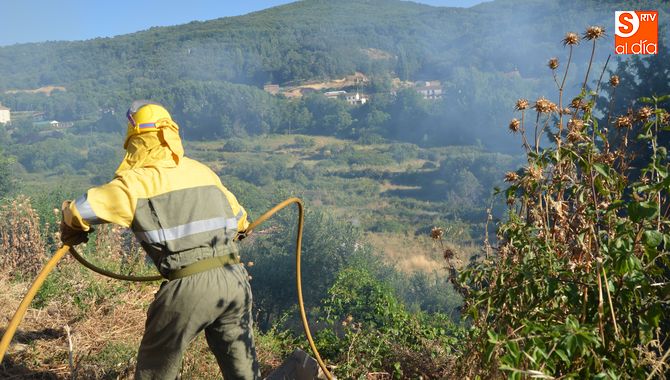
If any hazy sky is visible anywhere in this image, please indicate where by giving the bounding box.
[0,0,490,46]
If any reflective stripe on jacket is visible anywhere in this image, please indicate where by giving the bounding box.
[65,156,249,277]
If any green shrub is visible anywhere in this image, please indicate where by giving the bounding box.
[223,137,251,152]
[388,143,419,163]
[316,266,461,379]
[293,136,316,149]
[456,27,670,379]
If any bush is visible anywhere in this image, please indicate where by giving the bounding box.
[223,137,251,152]
[455,27,670,379]
[0,148,15,197]
[388,143,419,163]
[418,149,440,162]
[242,206,367,329]
[316,266,461,379]
[0,195,47,275]
[293,136,316,149]
[358,132,386,145]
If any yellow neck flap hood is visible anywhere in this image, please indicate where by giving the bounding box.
[115,101,184,175]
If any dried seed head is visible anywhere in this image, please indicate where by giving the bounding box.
[600,152,616,165]
[443,248,455,260]
[509,118,521,132]
[548,57,559,70]
[551,226,566,242]
[609,75,620,87]
[567,130,584,143]
[562,107,572,115]
[614,115,633,129]
[533,97,558,114]
[504,171,519,182]
[515,98,529,111]
[583,103,593,114]
[660,110,670,125]
[551,199,566,217]
[562,32,580,46]
[637,106,653,121]
[584,26,605,40]
[526,165,543,180]
[430,226,444,240]
[567,118,585,131]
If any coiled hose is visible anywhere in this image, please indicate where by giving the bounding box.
[0,197,333,379]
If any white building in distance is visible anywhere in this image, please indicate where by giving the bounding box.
[0,104,10,124]
[324,90,368,105]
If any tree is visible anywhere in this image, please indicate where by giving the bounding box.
[303,94,353,136]
[242,206,367,330]
[0,148,15,197]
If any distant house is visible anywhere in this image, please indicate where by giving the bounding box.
[324,90,347,99]
[415,80,443,100]
[33,120,72,130]
[0,104,10,124]
[324,90,368,105]
[263,84,280,95]
[344,92,368,105]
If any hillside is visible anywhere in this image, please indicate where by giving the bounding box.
[1,1,669,378]
[1,0,666,152]
[0,0,646,88]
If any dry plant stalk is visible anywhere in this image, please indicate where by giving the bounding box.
[0,195,47,275]
[94,224,144,274]
[64,324,76,380]
[455,25,670,379]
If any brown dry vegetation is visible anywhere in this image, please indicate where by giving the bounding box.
[360,48,394,60]
[366,232,446,273]
[0,197,282,379]
[0,195,48,275]
[4,86,66,96]
[280,72,369,98]
[0,263,152,379]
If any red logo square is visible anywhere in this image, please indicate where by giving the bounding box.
[615,11,658,55]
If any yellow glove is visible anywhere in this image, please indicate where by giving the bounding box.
[60,201,91,246]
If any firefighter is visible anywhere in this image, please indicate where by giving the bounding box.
[60,100,260,379]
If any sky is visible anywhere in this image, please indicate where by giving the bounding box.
[0,0,489,46]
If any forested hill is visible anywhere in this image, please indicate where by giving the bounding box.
[0,0,632,87]
[0,0,666,150]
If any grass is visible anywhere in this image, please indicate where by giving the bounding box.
[1,255,331,378]
[365,232,448,273]
[185,134,513,267]
[0,134,514,377]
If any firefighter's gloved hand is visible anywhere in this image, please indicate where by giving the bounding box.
[60,221,91,245]
[60,201,91,246]
[237,229,252,241]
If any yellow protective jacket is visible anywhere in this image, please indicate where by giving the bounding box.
[63,130,249,277]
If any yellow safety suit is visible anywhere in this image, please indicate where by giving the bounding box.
[62,106,260,379]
